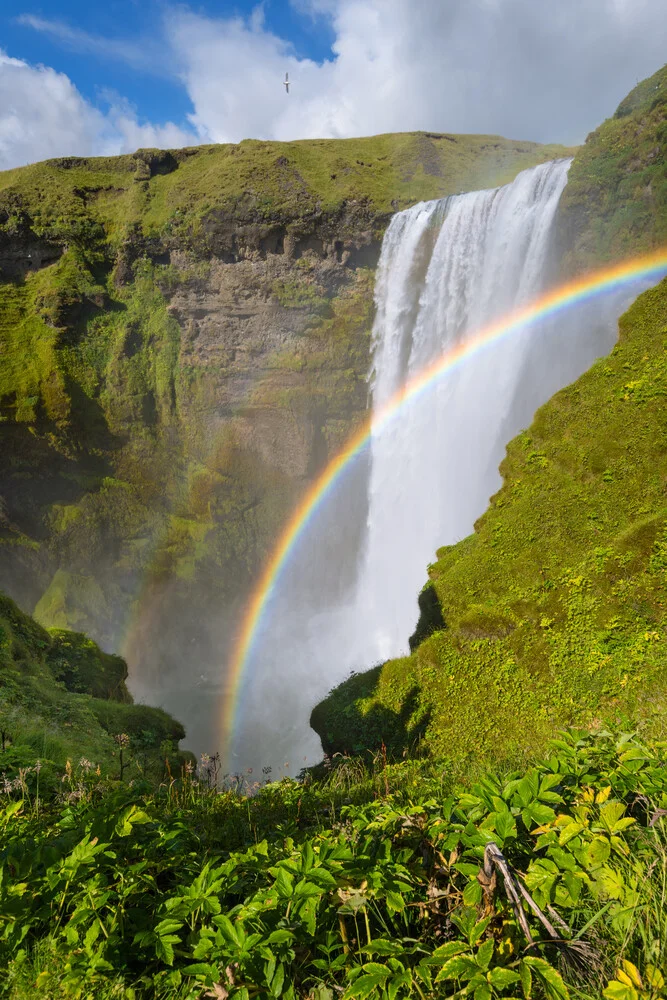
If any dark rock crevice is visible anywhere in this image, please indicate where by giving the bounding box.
[0,219,63,280]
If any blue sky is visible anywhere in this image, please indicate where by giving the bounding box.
[1,0,667,170]
[3,2,335,131]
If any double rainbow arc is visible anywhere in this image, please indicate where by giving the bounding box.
[223,249,667,754]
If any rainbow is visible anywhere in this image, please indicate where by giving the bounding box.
[223,249,667,753]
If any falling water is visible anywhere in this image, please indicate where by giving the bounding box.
[231,158,638,773]
[356,158,572,658]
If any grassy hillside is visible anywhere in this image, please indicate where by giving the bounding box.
[0,133,570,243]
[312,278,667,767]
[312,67,667,771]
[557,62,667,270]
[0,590,188,790]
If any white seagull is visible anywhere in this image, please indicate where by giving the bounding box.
[283,72,290,94]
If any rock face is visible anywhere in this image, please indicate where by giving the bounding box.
[167,247,371,476]
[0,133,568,745]
[0,231,375,704]
[0,219,62,279]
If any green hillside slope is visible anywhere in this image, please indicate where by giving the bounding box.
[0,590,188,788]
[312,276,667,766]
[557,62,667,270]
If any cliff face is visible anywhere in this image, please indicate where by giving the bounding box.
[0,220,375,698]
[0,132,568,711]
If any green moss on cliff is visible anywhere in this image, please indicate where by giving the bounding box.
[0,281,67,424]
[557,62,667,269]
[34,569,111,635]
[0,249,193,644]
[257,268,373,425]
[271,276,330,314]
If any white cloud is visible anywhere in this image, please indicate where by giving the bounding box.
[0,50,197,171]
[6,0,667,171]
[165,9,307,145]
[103,95,200,152]
[165,0,667,146]
[0,51,103,169]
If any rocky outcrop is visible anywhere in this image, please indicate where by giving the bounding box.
[0,215,62,280]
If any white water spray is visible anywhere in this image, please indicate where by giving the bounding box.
[232,158,632,772]
[356,159,572,659]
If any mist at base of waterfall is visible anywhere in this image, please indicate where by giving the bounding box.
[227,159,656,777]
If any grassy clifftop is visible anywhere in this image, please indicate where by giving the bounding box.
[0,133,570,244]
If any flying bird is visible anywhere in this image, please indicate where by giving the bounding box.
[284,72,290,94]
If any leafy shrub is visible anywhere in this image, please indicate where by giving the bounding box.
[1,728,665,999]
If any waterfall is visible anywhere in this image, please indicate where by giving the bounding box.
[356,159,572,659]
[231,157,631,774]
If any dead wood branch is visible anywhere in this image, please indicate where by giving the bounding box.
[479,841,601,972]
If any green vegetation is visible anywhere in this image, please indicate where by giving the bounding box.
[557,63,667,270]
[1,728,666,999]
[271,277,330,315]
[0,591,188,790]
[0,135,570,244]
